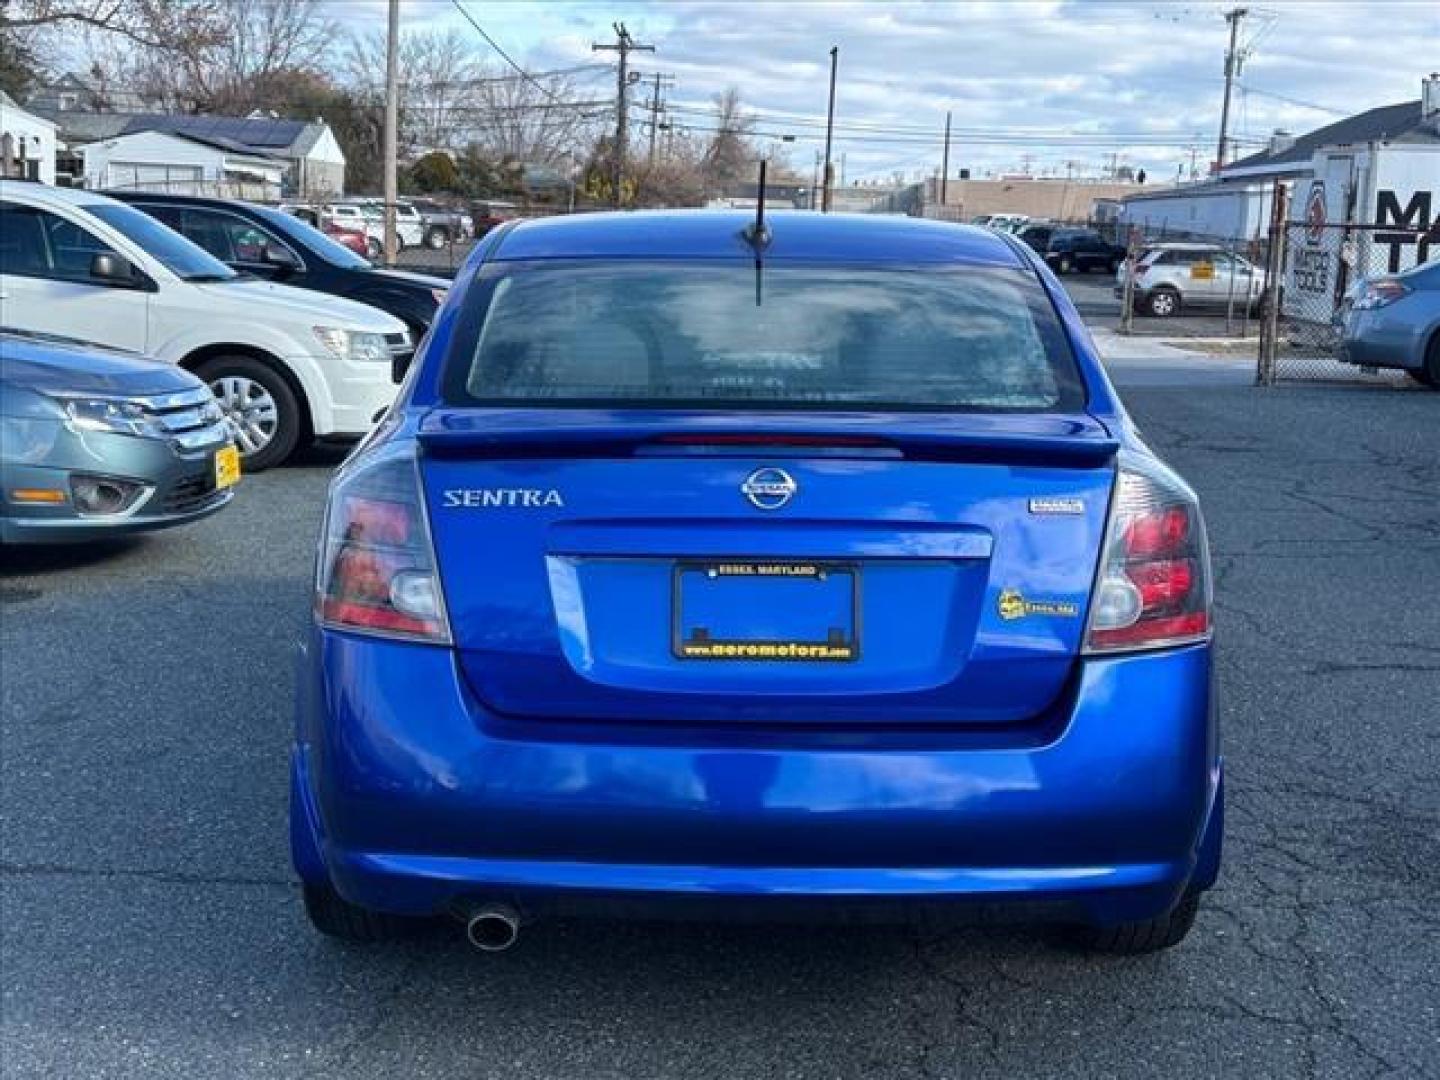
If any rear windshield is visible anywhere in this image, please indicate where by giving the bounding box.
[443,261,1084,412]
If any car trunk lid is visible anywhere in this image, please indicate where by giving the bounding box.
[419,409,1116,728]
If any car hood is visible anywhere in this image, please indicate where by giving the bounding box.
[0,332,202,398]
[363,267,451,291]
[194,279,407,333]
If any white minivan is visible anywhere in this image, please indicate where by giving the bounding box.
[0,182,409,469]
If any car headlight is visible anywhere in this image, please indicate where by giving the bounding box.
[314,327,392,363]
[61,397,166,437]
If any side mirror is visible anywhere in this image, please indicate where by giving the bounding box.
[391,348,414,385]
[89,252,139,286]
[263,245,300,272]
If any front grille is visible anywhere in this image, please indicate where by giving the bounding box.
[162,467,225,514]
[133,386,231,452]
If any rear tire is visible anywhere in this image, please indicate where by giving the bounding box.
[365,236,383,260]
[425,226,448,250]
[1070,891,1200,954]
[1146,287,1181,318]
[303,882,409,942]
[1057,254,1075,275]
[196,354,302,471]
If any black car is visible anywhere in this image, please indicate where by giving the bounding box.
[1018,226,1125,274]
[116,194,450,346]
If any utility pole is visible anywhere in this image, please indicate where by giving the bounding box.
[647,73,662,164]
[593,22,654,208]
[643,72,675,165]
[811,150,822,211]
[382,0,400,266]
[1216,7,1247,173]
[821,45,838,212]
[939,110,951,206]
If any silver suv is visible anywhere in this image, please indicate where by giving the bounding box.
[1116,243,1267,318]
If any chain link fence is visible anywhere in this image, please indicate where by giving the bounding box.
[1260,220,1424,384]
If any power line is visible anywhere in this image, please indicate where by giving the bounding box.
[449,0,570,105]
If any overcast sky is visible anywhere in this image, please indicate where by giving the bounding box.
[337,0,1440,183]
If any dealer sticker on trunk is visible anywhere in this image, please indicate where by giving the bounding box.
[998,589,1080,621]
[1028,497,1085,515]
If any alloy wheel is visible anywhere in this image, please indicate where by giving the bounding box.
[212,375,280,456]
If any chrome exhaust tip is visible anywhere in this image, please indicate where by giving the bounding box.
[464,905,521,952]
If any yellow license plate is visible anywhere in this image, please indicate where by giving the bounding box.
[214,444,241,489]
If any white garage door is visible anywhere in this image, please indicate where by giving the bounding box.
[106,162,203,193]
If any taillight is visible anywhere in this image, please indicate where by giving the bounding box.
[315,444,450,643]
[1353,279,1411,310]
[1084,456,1211,654]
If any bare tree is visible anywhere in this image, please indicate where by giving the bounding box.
[2,0,221,50]
[85,0,332,114]
[701,87,757,195]
[471,67,601,167]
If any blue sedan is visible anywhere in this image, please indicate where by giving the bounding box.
[292,211,1221,954]
[1339,258,1440,387]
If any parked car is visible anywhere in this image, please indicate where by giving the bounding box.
[468,200,517,238]
[0,182,410,470]
[292,211,1220,955]
[1023,227,1126,275]
[279,203,370,257]
[985,213,1030,234]
[1,328,238,543]
[337,200,427,255]
[1338,259,1440,387]
[322,203,422,258]
[407,198,471,249]
[117,194,450,346]
[1115,242,1266,318]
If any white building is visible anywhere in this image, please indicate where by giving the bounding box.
[79,130,286,198]
[1117,75,1440,247]
[35,111,346,198]
[0,91,58,185]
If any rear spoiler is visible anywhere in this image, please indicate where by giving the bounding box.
[416,409,1119,468]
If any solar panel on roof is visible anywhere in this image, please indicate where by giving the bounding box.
[122,115,306,150]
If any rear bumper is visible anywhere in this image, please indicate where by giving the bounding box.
[1338,311,1426,371]
[293,633,1222,926]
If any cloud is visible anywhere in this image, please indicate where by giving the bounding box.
[333,0,1440,181]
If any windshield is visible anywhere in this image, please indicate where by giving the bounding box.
[444,261,1084,412]
[256,205,372,269]
[85,203,237,282]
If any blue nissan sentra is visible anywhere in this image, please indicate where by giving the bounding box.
[292,211,1221,954]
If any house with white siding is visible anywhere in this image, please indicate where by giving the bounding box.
[0,91,58,185]
[78,130,286,199]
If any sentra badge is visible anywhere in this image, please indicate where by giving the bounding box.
[741,467,797,510]
[1029,497,1085,516]
[998,588,1080,621]
[443,488,563,508]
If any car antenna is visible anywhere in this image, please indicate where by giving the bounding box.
[741,159,772,306]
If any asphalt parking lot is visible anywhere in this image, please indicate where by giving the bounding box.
[3,359,1437,1078]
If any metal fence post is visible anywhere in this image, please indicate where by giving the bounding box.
[1257,180,1291,386]
[1119,225,1140,336]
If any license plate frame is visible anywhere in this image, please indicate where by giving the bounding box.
[214,444,241,490]
[671,560,861,662]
